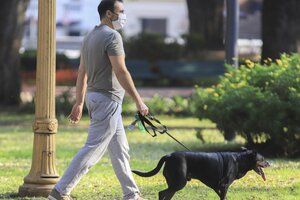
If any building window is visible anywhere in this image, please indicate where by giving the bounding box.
[141,18,167,35]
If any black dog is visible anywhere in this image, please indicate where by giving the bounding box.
[132,149,269,200]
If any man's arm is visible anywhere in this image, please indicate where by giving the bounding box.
[69,55,87,123]
[109,55,149,116]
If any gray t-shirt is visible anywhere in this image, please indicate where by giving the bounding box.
[81,24,125,103]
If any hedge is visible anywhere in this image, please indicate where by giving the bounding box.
[190,53,300,157]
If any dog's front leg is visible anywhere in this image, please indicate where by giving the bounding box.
[219,185,229,200]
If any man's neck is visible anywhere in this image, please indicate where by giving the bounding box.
[101,18,114,29]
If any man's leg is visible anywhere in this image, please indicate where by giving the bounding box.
[107,114,141,200]
[54,92,120,195]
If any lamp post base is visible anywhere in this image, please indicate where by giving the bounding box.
[19,173,59,197]
[19,183,56,197]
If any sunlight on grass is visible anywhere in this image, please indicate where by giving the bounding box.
[0,114,300,199]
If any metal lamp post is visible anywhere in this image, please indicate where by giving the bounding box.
[225,0,239,69]
[19,0,59,197]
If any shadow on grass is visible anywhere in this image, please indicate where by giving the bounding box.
[0,193,19,199]
[0,193,46,200]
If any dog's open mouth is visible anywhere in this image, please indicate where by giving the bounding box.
[254,160,270,181]
[254,166,266,181]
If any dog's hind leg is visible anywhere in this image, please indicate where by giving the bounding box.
[159,176,187,200]
[158,189,176,200]
[159,155,187,200]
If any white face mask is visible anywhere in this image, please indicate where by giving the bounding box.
[112,13,127,30]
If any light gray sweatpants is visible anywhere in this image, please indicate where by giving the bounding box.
[55,92,140,200]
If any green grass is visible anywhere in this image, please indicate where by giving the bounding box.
[0,114,300,199]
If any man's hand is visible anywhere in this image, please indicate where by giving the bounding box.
[68,103,84,124]
[136,101,149,116]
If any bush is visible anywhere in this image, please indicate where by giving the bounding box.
[181,33,205,58]
[20,50,77,71]
[190,53,300,157]
[124,33,183,61]
[172,95,190,116]
[145,94,175,115]
[55,89,76,119]
[122,95,192,116]
[122,96,136,116]
[20,91,192,118]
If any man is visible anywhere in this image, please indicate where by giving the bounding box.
[48,0,149,199]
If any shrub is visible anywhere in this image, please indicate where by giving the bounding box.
[190,53,300,157]
[146,94,175,115]
[172,95,190,116]
[19,89,81,120]
[55,89,76,119]
[181,33,205,58]
[124,33,183,61]
[20,91,192,118]
[122,96,136,116]
[20,50,77,71]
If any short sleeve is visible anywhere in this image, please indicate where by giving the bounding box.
[106,31,125,56]
[80,37,87,60]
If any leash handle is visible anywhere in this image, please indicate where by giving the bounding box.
[138,112,168,136]
[137,112,190,151]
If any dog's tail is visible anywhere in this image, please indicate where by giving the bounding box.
[132,155,170,177]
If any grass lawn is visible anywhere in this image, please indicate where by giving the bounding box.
[0,113,300,199]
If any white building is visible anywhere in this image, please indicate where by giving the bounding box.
[23,0,262,55]
[24,0,189,50]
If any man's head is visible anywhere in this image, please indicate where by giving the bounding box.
[98,0,124,20]
[97,0,126,30]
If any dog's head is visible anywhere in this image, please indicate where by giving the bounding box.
[241,147,270,181]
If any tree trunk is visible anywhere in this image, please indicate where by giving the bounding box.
[186,0,224,50]
[262,0,300,60]
[0,0,29,105]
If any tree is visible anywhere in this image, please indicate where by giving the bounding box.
[262,0,300,60]
[186,0,224,50]
[0,0,29,105]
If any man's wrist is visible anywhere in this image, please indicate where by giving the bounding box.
[134,97,143,105]
[75,101,84,106]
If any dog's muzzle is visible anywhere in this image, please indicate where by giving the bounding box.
[253,160,270,181]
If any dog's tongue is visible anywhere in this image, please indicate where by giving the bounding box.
[261,170,266,181]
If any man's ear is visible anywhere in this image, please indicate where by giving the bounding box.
[106,9,113,18]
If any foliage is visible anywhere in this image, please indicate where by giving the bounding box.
[55,89,76,119]
[20,50,37,71]
[190,53,300,157]
[146,94,175,115]
[20,50,77,71]
[20,92,192,118]
[122,96,136,116]
[181,33,205,56]
[172,95,190,116]
[143,95,191,116]
[124,33,183,61]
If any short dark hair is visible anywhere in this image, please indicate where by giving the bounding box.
[98,0,123,20]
